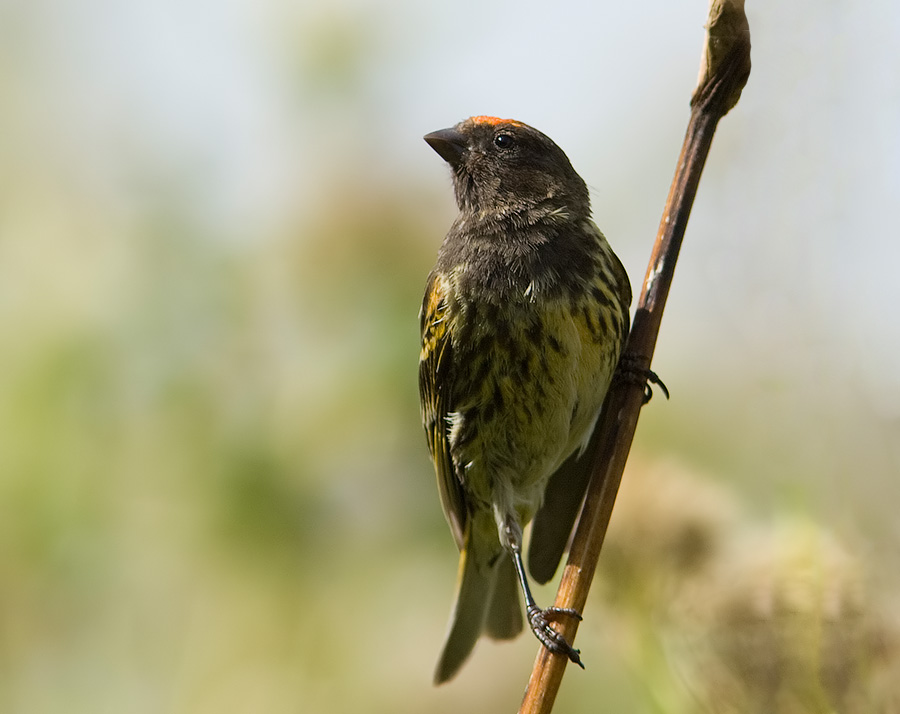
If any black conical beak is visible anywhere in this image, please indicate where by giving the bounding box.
[424,128,467,167]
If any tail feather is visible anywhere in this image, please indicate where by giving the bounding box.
[484,553,523,640]
[434,541,495,684]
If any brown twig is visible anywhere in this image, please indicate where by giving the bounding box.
[518,2,751,712]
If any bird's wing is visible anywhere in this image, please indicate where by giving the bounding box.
[527,420,604,584]
[419,272,466,549]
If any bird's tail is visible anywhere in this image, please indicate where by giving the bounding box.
[434,519,522,684]
[484,553,522,639]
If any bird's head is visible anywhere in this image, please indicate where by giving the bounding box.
[424,116,589,218]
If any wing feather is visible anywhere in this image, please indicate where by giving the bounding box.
[419,273,467,549]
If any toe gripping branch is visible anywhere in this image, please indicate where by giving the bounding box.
[525,603,584,670]
[615,353,669,404]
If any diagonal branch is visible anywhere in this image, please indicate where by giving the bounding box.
[518,2,751,712]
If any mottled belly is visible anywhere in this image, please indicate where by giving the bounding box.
[448,292,621,520]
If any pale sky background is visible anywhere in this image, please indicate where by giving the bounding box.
[8,0,898,384]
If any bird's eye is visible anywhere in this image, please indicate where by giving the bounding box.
[493,133,515,149]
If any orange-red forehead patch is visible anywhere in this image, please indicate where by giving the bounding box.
[469,116,526,128]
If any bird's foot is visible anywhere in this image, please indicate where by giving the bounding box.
[526,605,584,669]
[616,353,669,404]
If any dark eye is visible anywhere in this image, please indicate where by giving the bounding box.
[493,133,515,149]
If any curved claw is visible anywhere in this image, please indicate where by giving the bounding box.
[615,354,670,404]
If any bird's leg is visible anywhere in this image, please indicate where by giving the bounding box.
[615,352,669,404]
[504,521,584,668]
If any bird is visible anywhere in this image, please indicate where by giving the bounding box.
[419,116,632,684]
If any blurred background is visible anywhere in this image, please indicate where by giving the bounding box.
[1,0,898,711]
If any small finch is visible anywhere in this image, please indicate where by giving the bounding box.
[419,116,632,683]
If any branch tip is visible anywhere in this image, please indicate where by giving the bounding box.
[693,0,751,115]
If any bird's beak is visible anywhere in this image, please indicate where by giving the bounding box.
[424,128,467,167]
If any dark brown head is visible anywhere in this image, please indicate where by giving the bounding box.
[424,116,590,219]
